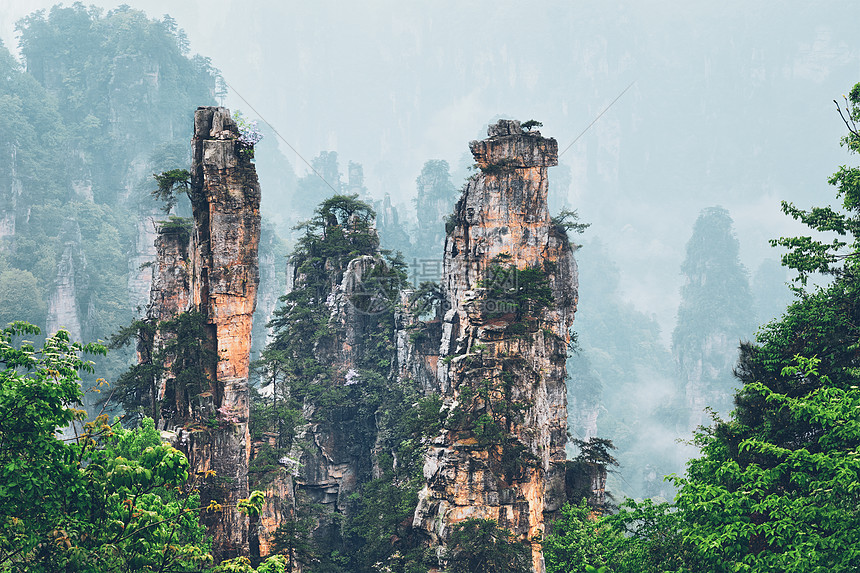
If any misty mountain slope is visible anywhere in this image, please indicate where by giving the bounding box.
[0,5,288,401]
[672,206,757,432]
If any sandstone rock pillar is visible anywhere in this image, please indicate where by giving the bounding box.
[143,106,260,561]
[187,106,261,560]
[412,120,577,573]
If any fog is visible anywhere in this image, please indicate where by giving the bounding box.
[3,1,854,336]
[2,1,858,498]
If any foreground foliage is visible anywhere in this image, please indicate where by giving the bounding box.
[544,81,860,573]
[0,324,211,571]
[667,82,860,573]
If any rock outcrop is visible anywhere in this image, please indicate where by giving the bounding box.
[127,210,161,311]
[141,106,261,561]
[279,254,390,533]
[412,120,577,573]
[46,221,88,341]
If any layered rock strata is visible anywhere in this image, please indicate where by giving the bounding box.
[412,120,577,573]
[142,106,261,560]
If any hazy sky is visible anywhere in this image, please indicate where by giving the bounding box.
[2,1,858,339]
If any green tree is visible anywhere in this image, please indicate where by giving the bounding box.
[667,82,860,572]
[258,195,421,572]
[411,159,459,260]
[543,500,615,573]
[444,519,531,573]
[110,311,216,428]
[675,356,860,572]
[271,514,316,573]
[0,268,46,328]
[477,258,554,323]
[0,324,213,571]
[152,169,191,213]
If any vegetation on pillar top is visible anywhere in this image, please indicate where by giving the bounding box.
[156,215,193,240]
[232,110,263,160]
[289,193,380,296]
[521,119,543,132]
[471,119,558,169]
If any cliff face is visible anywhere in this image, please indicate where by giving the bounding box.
[128,211,161,312]
[146,226,191,325]
[413,120,577,573]
[279,254,390,537]
[46,221,90,341]
[143,223,191,425]
[142,106,261,561]
[186,106,261,560]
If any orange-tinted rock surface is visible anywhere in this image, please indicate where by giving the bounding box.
[412,120,577,573]
[142,106,260,561]
[187,106,260,560]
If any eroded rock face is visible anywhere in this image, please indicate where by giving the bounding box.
[143,224,191,424]
[127,210,161,311]
[285,254,387,531]
[187,106,260,560]
[413,120,577,573]
[395,290,442,396]
[142,106,260,561]
[147,226,191,324]
[254,466,296,558]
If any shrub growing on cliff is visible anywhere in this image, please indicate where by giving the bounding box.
[444,519,531,573]
[477,259,554,323]
[233,110,264,159]
[521,119,543,132]
[110,311,216,428]
[153,168,191,213]
[551,208,590,239]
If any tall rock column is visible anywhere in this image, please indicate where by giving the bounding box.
[412,120,577,573]
[187,106,261,559]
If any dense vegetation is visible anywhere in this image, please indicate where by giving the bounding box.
[255,194,437,573]
[0,3,220,404]
[1,3,858,572]
[541,82,860,572]
[0,323,212,571]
